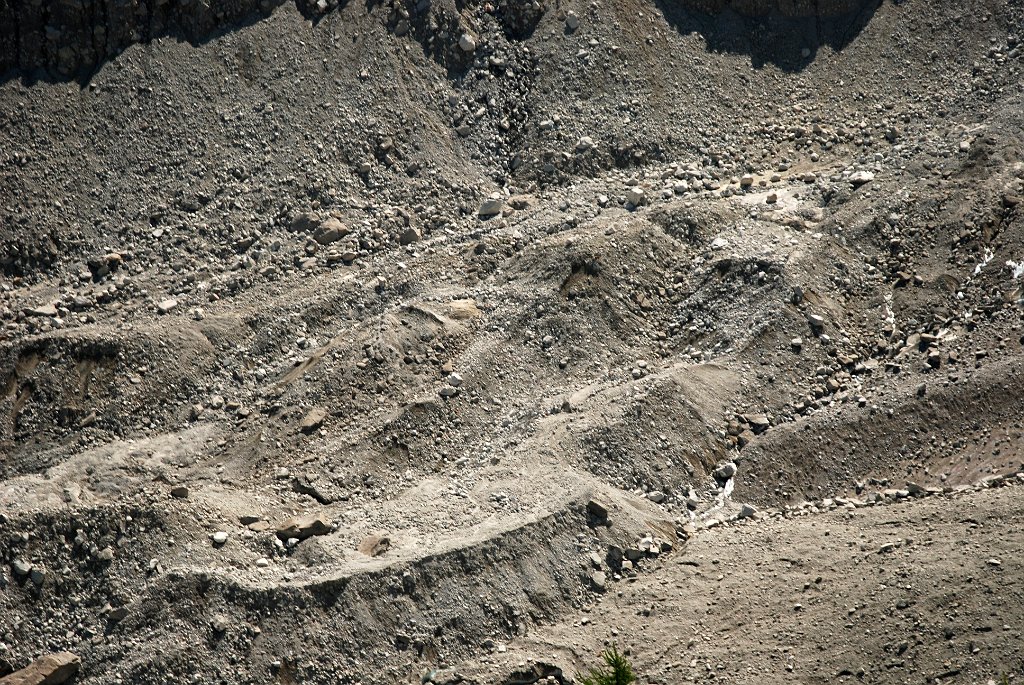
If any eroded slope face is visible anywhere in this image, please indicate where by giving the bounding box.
[0,0,1023,683]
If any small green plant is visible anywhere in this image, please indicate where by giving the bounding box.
[577,645,636,685]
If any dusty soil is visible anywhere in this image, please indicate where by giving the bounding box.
[456,479,1024,685]
[0,0,1022,683]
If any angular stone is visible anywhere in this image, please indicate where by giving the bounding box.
[586,499,609,522]
[299,408,327,434]
[290,212,320,233]
[293,476,334,505]
[29,567,45,587]
[156,299,178,315]
[849,170,875,186]
[743,414,771,433]
[28,304,58,317]
[478,197,504,217]
[625,187,646,207]
[714,461,738,480]
[0,652,80,685]
[275,515,331,541]
[107,606,129,622]
[398,227,422,245]
[313,218,348,245]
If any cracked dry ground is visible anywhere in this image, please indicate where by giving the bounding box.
[1,0,1023,684]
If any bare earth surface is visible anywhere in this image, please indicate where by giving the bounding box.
[0,0,1022,683]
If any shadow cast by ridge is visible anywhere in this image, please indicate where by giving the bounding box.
[0,0,349,86]
[651,0,884,72]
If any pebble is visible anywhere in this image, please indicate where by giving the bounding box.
[11,558,32,577]
[575,136,594,152]
[212,531,229,545]
[714,461,738,480]
[399,227,422,245]
[850,170,875,186]
[299,407,327,434]
[566,11,581,30]
[458,33,477,52]
[479,197,504,217]
[156,298,179,314]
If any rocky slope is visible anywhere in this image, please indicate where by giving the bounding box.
[0,0,1022,682]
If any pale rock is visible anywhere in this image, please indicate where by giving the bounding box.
[850,170,875,186]
[625,187,646,207]
[156,299,178,314]
[478,197,504,217]
[275,515,332,541]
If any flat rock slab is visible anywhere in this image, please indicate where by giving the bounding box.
[275,514,331,541]
[0,652,80,685]
[156,299,178,314]
[28,304,58,317]
[299,408,327,434]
